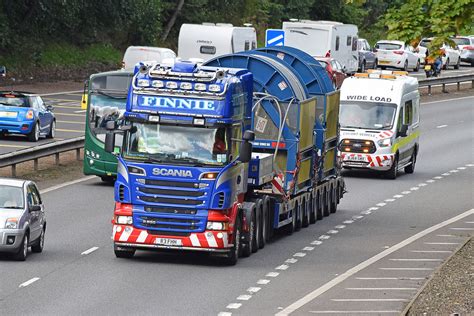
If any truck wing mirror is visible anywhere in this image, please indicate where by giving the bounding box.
[243,130,255,141]
[0,66,6,77]
[106,120,116,131]
[398,124,408,137]
[104,131,116,153]
[239,141,252,163]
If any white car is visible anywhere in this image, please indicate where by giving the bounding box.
[417,38,461,69]
[375,40,420,71]
[452,36,474,67]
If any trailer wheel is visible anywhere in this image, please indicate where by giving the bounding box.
[257,199,266,249]
[286,204,297,235]
[114,244,135,259]
[329,185,337,214]
[222,215,241,265]
[242,208,256,257]
[295,201,302,231]
[309,193,317,224]
[322,188,330,217]
[302,197,309,228]
[316,191,323,220]
[264,197,273,242]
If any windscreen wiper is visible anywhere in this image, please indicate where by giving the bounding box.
[93,90,127,99]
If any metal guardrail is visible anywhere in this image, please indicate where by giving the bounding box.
[418,73,474,94]
[0,136,84,176]
[0,73,473,176]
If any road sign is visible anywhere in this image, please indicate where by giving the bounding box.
[266,29,285,47]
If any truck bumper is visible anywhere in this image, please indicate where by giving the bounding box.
[341,153,394,171]
[112,224,231,253]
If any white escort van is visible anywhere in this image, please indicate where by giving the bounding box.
[338,70,420,179]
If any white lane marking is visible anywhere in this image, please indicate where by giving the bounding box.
[422,95,474,104]
[418,183,427,187]
[389,258,443,262]
[303,247,315,251]
[410,187,419,191]
[309,311,400,314]
[450,227,474,231]
[19,277,40,288]
[368,207,379,211]
[466,164,474,167]
[393,195,403,199]
[457,166,467,170]
[449,169,459,173]
[343,220,354,224]
[247,287,261,293]
[319,235,330,240]
[376,203,386,207]
[436,125,448,129]
[402,191,411,195]
[311,240,323,245]
[411,250,452,253]
[226,303,242,309]
[442,173,450,176]
[434,176,443,179]
[275,208,474,316]
[266,272,280,277]
[465,221,474,224]
[276,264,289,270]
[335,225,346,229]
[257,279,270,285]
[425,242,460,245]
[237,295,252,301]
[294,252,306,257]
[218,312,232,316]
[39,90,82,96]
[436,234,458,237]
[356,277,425,280]
[327,230,339,234]
[74,110,87,113]
[385,199,395,202]
[380,268,434,271]
[81,246,99,255]
[346,287,417,291]
[40,176,95,194]
[286,258,298,264]
[353,215,364,220]
[332,299,409,302]
[361,210,372,215]
[426,179,435,183]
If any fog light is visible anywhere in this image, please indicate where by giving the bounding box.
[6,236,15,245]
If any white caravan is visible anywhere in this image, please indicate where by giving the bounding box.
[122,46,176,70]
[283,20,359,74]
[178,23,257,62]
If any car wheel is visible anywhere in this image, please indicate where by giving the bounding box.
[374,59,378,69]
[403,60,408,71]
[13,233,28,261]
[28,122,40,142]
[380,66,386,70]
[31,227,45,253]
[114,244,135,259]
[443,58,449,70]
[46,120,55,139]
[414,60,420,72]
[360,60,366,73]
[454,58,460,70]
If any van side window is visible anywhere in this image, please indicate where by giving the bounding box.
[352,37,358,51]
[335,36,340,51]
[347,36,352,46]
[244,41,250,51]
[404,100,413,125]
[200,46,216,55]
[397,108,403,132]
[412,98,420,124]
[251,41,256,49]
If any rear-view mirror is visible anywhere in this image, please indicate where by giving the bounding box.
[104,131,116,153]
[46,104,54,111]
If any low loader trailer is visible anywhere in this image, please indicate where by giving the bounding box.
[105,46,345,264]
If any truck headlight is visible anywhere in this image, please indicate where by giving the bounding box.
[137,79,150,87]
[5,218,19,229]
[116,216,133,225]
[377,138,392,147]
[206,221,228,231]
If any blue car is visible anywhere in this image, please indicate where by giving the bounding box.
[0,91,55,142]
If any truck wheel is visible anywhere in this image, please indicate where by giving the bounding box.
[257,199,266,249]
[309,193,317,224]
[386,155,399,179]
[404,150,417,174]
[322,188,330,217]
[295,201,302,231]
[329,185,337,214]
[114,244,135,259]
[316,192,323,220]
[242,209,256,257]
[13,233,28,261]
[31,227,45,253]
[302,198,309,228]
[222,215,241,265]
[264,197,273,242]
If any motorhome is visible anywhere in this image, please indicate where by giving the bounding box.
[283,20,359,74]
[178,23,257,61]
[122,46,176,70]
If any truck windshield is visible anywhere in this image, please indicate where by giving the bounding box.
[124,123,229,166]
[340,101,397,130]
[0,185,24,209]
[89,92,126,142]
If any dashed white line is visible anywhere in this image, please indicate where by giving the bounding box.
[346,287,417,291]
[319,235,331,240]
[343,220,354,224]
[368,207,379,211]
[393,195,404,198]
[449,169,459,173]
[257,279,270,285]
[335,225,346,229]
[450,227,474,231]
[425,242,460,245]
[379,268,434,271]
[294,252,306,257]
[436,124,448,129]
[327,230,339,234]
[465,221,474,224]
[376,203,386,207]
[361,210,372,215]
[401,191,411,195]
[353,215,364,220]
[226,303,242,309]
[311,240,323,245]
[457,167,466,170]
[466,164,474,167]
[81,246,99,255]
[389,258,443,262]
[433,176,443,179]
[218,312,232,316]
[332,299,409,302]
[426,179,435,183]
[411,250,452,253]
[410,187,419,191]
[442,173,450,176]
[436,234,458,237]
[286,258,298,264]
[247,287,261,293]
[385,199,395,202]
[418,183,427,187]
[309,311,400,314]
[19,277,40,288]
[303,247,315,251]
[266,272,280,277]
[276,264,289,270]
[237,295,252,301]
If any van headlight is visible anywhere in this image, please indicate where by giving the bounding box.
[377,138,392,147]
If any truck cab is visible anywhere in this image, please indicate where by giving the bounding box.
[339,70,420,179]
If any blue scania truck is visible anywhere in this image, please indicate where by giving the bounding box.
[105,47,344,265]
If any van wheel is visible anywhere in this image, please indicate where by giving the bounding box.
[222,215,241,265]
[404,150,417,174]
[386,155,399,179]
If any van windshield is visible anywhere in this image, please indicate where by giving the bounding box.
[340,101,397,130]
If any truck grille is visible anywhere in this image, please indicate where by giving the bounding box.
[134,213,206,233]
[138,187,203,197]
[339,139,376,154]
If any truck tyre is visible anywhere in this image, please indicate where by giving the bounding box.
[257,199,266,249]
[295,201,302,231]
[285,205,297,235]
[309,193,317,224]
[264,197,273,242]
[242,208,256,257]
[322,188,330,217]
[316,192,323,220]
[13,233,28,261]
[28,122,40,142]
[114,244,135,259]
[404,150,417,174]
[329,185,337,214]
[302,198,309,228]
[31,227,45,253]
[222,215,241,265]
[386,154,399,179]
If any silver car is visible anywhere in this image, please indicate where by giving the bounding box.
[0,178,46,261]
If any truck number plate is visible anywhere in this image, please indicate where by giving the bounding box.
[154,238,182,246]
